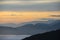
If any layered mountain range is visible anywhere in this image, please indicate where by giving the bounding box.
[0,19,60,35]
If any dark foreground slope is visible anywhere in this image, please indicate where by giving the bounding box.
[22,29,60,40]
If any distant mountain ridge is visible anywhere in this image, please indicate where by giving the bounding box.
[0,18,58,28]
[0,19,60,35]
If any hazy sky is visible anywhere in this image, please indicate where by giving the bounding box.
[0,0,59,1]
[0,11,60,23]
[0,0,59,4]
[0,0,60,11]
[0,0,60,23]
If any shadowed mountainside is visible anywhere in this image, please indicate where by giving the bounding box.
[0,26,17,35]
[22,29,60,40]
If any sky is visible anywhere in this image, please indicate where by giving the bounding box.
[0,0,60,11]
[0,0,59,4]
[0,11,60,23]
[0,0,60,24]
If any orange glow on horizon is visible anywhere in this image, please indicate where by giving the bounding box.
[0,11,60,23]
